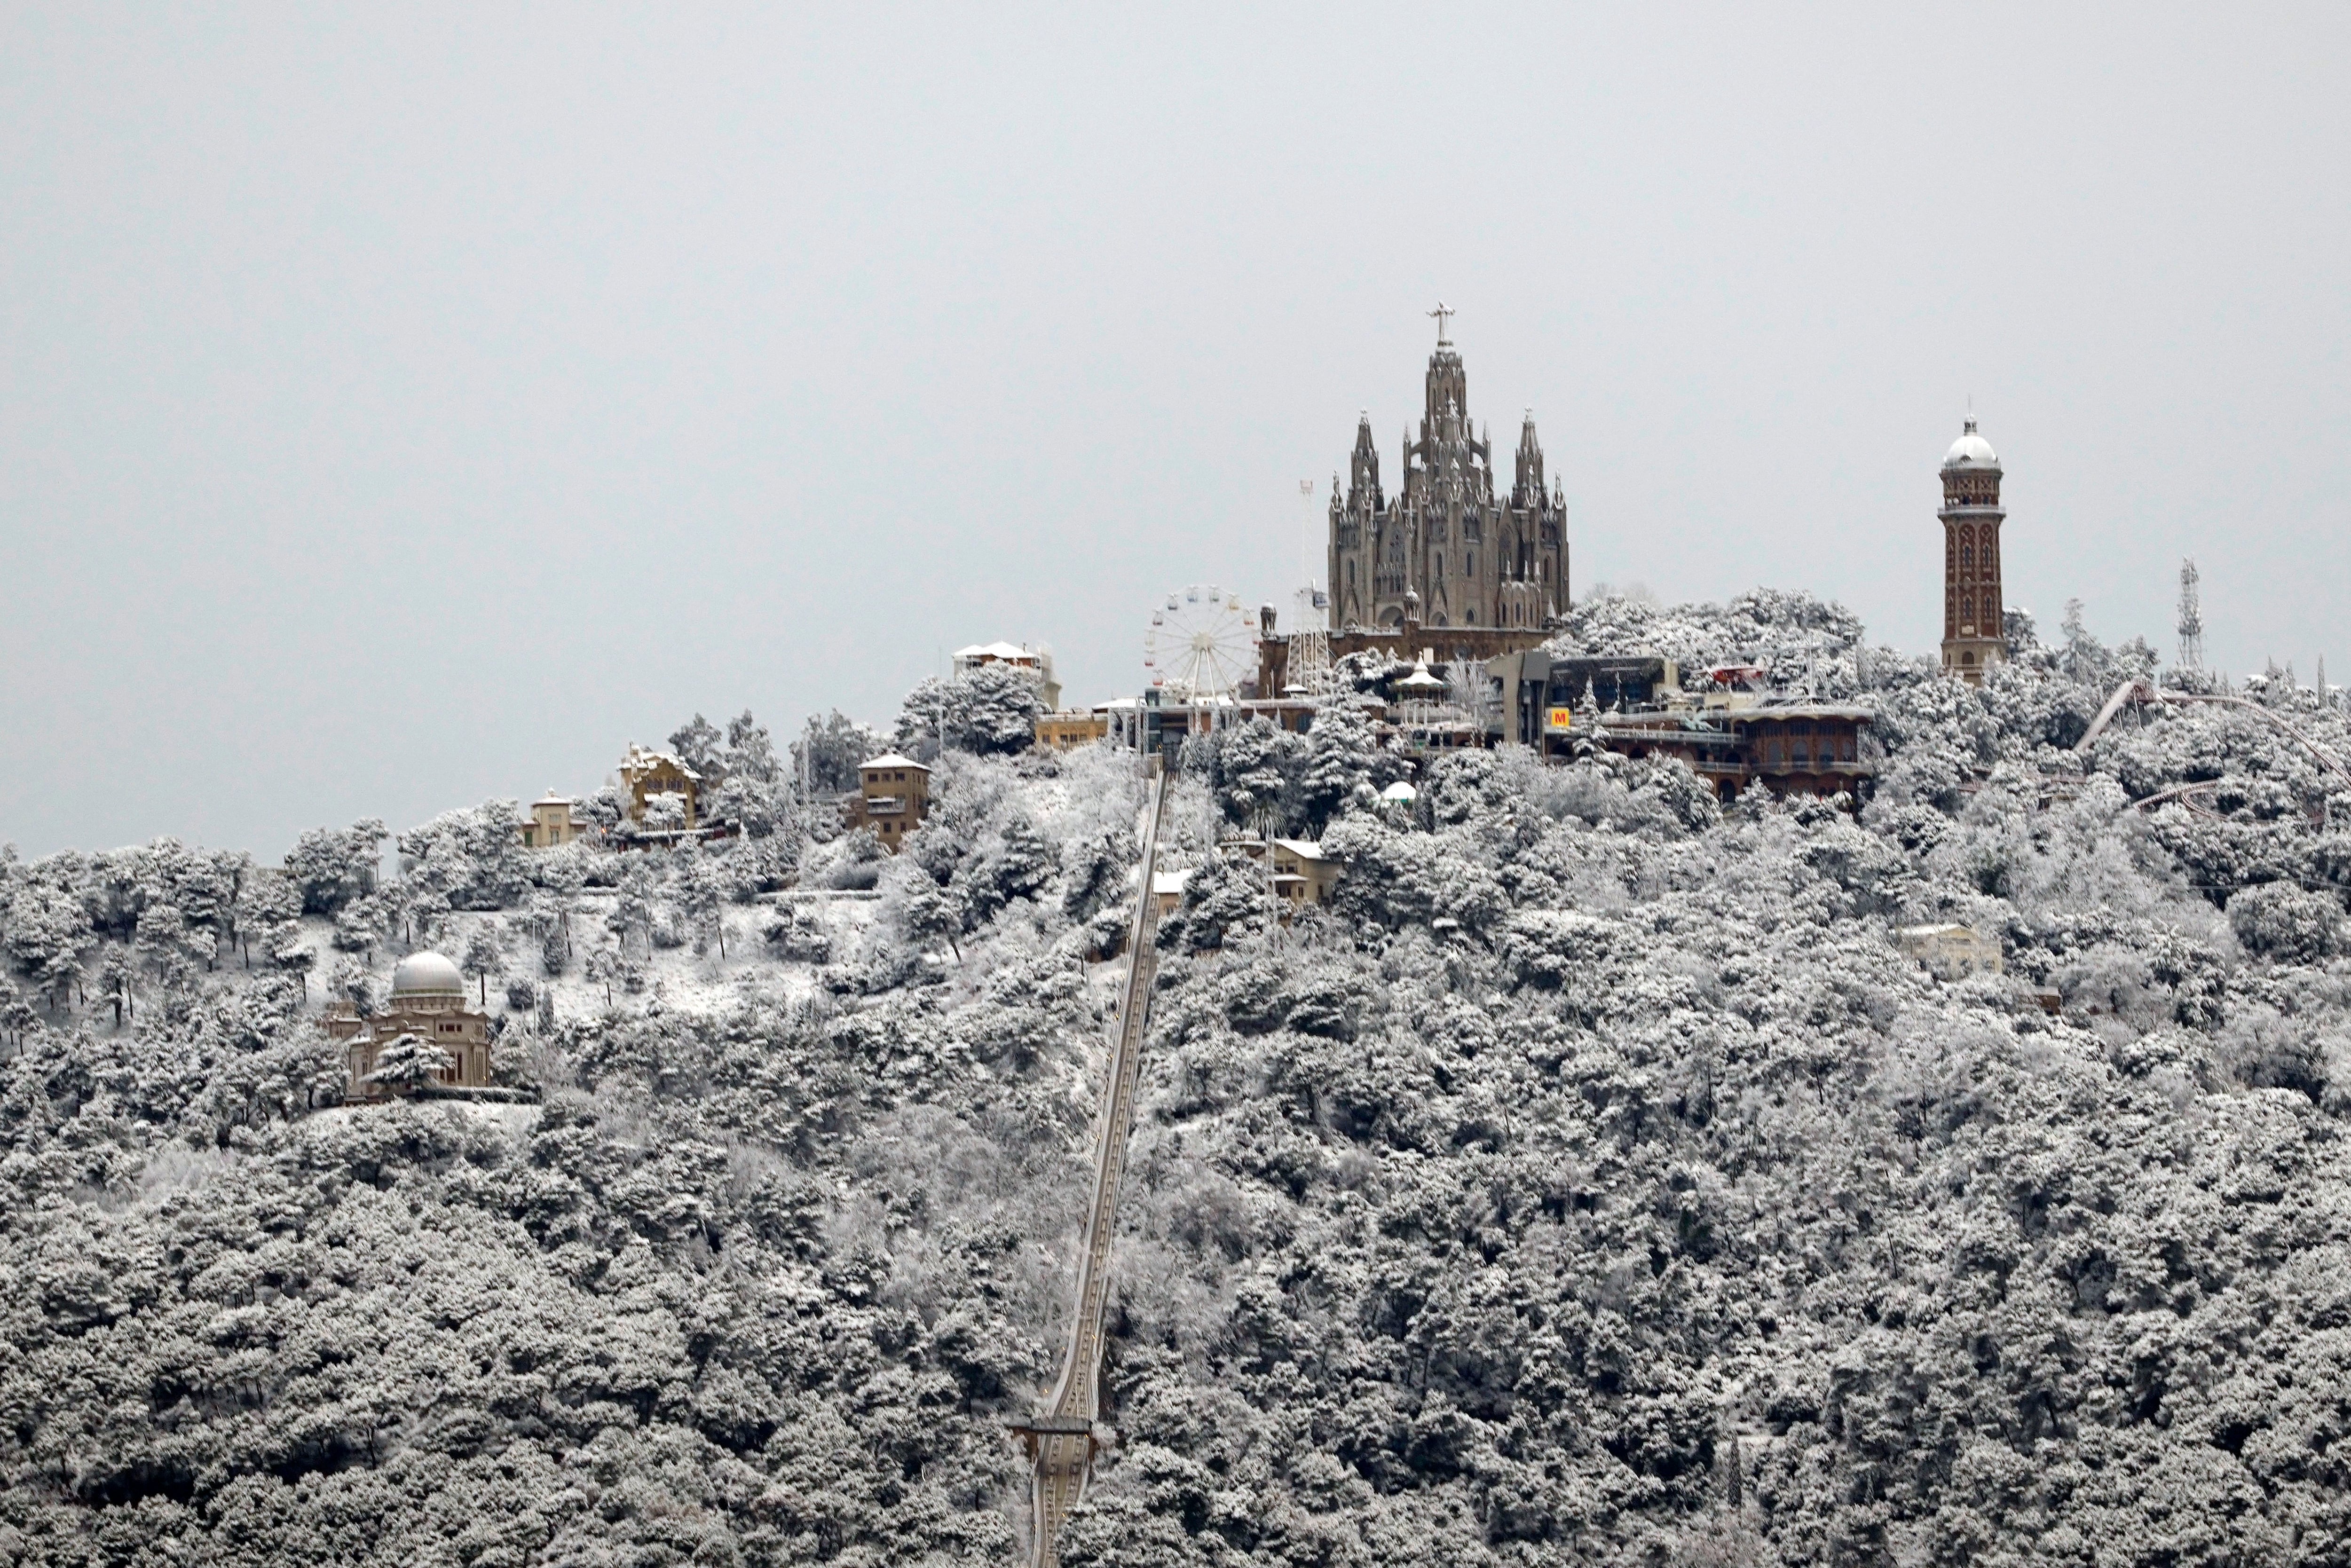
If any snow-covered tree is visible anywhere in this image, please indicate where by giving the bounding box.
[363,1031,451,1093]
[2227,879,2342,961]
[895,663,1043,756]
[795,709,884,792]
[459,926,505,1004]
[397,800,529,910]
[282,818,386,914]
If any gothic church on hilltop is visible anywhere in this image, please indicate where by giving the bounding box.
[1328,309,1569,633]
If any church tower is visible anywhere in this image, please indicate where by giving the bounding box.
[1327,307,1568,632]
[1939,417,2006,683]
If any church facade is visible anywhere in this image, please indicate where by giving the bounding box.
[1327,312,1568,632]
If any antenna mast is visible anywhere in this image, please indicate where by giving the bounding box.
[2177,558,2205,673]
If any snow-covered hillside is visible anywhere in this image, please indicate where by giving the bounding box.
[4,593,2351,1567]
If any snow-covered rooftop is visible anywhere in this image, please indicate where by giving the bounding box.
[391,951,464,998]
[952,641,1039,662]
[1942,417,1999,472]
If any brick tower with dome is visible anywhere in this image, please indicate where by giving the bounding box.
[1939,416,2008,685]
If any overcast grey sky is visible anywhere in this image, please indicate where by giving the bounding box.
[4,4,2345,859]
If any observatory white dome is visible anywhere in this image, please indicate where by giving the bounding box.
[391,951,465,999]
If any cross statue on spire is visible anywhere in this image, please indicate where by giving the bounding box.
[1428,300,1453,346]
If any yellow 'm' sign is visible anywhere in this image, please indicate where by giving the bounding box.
[1547,707,1574,731]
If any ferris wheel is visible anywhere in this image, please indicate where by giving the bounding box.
[1144,584,1258,701]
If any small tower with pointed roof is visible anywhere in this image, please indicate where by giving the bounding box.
[1939,416,2007,684]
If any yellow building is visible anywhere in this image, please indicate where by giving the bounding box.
[326,951,495,1101]
[1035,710,1111,752]
[848,753,930,851]
[1271,838,1341,908]
[1223,835,1343,914]
[618,743,701,829]
[519,790,590,849]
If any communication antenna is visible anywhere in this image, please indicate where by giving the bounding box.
[1300,477,1315,588]
[2177,558,2205,673]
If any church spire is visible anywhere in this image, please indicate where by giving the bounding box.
[1348,411,1381,507]
[1423,311,1467,433]
[1511,409,1547,509]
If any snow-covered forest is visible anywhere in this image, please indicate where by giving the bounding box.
[5,591,2351,1567]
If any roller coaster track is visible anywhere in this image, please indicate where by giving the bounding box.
[2077,680,2351,800]
[1010,759,1169,1568]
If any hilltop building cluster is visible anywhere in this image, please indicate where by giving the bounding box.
[317,318,2032,1103]
[1018,311,2019,806]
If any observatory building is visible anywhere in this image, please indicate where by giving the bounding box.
[1939,417,2007,684]
[326,950,495,1101]
[1326,307,1569,633]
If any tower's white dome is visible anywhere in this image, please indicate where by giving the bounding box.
[391,951,465,999]
[1942,418,1999,472]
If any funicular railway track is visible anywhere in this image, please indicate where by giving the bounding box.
[1011,759,1170,1568]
